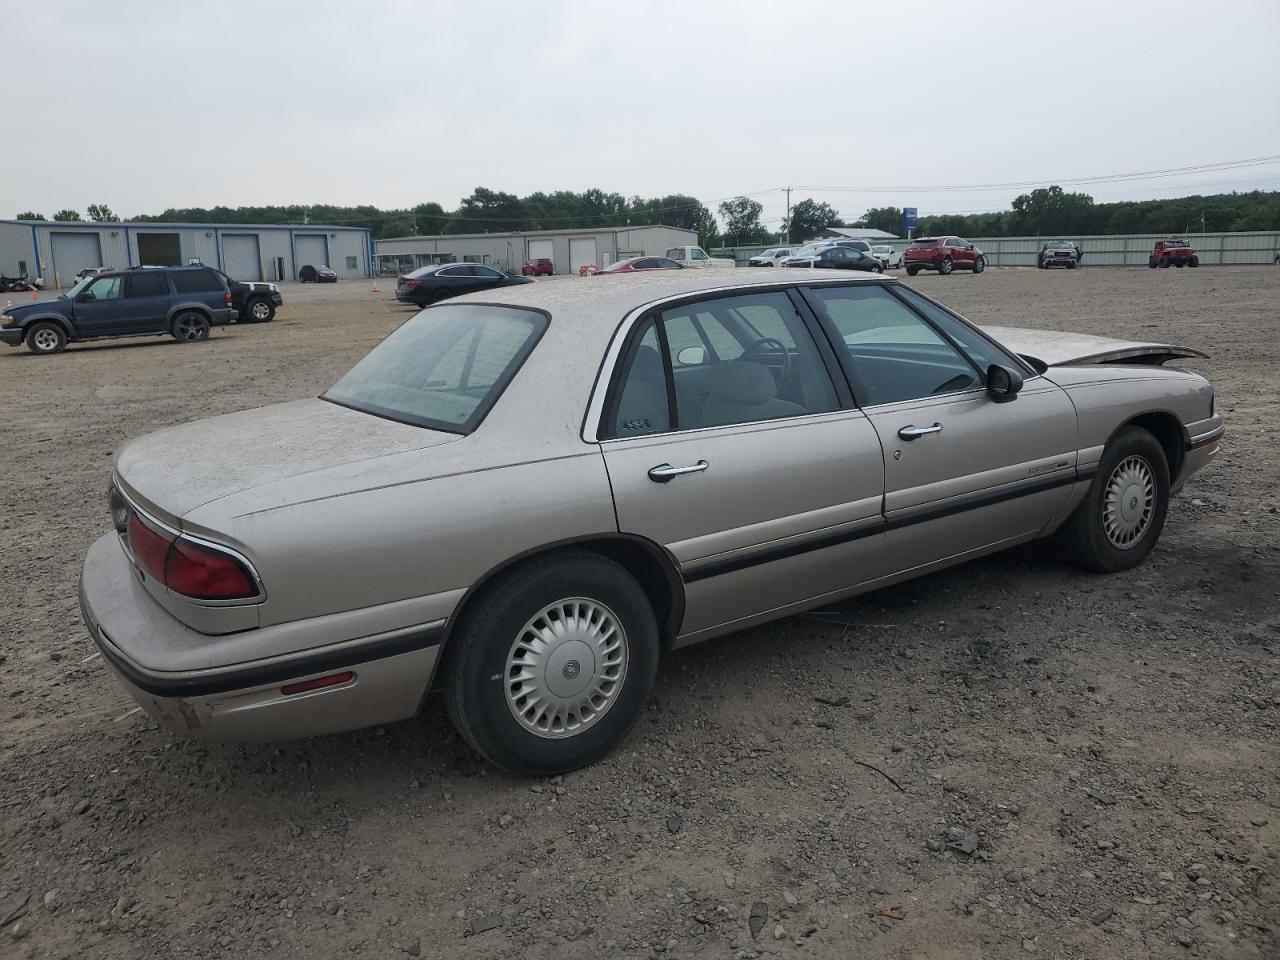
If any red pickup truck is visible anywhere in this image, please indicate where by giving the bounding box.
[1148,239,1198,269]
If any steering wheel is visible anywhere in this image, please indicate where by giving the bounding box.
[741,337,792,386]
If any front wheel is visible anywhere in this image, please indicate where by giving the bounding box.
[1189,256,1199,268]
[1159,257,1171,268]
[247,299,275,322]
[171,312,210,342]
[1148,258,1158,269]
[443,552,660,775]
[26,321,66,355]
[871,264,883,273]
[906,266,919,276]
[973,257,985,273]
[1057,426,1169,573]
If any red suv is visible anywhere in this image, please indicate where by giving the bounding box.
[1148,239,1198,269]
[521,258,554,276]
[904,236,986,276]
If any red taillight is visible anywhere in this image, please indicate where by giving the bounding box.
[225,291,233,305]
[405,279,421,287]
[165,539,256,600]
[125,510,257,600]
[127,513,172,581]
[280,672,354,696]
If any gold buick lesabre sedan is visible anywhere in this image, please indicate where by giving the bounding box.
[80,271,1223,774]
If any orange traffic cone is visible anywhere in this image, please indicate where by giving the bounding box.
[31,289,37,301]
[371,279,380,293]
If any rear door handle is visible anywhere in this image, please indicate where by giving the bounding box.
[648,460,709,483]
[898,423,943,440]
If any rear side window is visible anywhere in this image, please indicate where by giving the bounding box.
[128,272,169,297]
[172,269,223,294]
[325,304,547,433]
[665,248,683,260]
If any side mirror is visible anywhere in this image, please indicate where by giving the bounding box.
[676,345,707,366]
[77,291,96,303]
[986,364,1023,403]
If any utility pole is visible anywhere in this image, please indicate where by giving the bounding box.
[784,186,792,243]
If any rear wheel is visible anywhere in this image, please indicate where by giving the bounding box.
[26,321,66,355]
[1058,426,1169,573]
[940,258,953,275]
[1148,257,1157,268]
[171,312,210,342]
[443,552,660,775]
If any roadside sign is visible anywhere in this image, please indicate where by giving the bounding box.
[902,207,918,231]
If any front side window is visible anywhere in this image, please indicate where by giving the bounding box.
[691,248,708,260]
[607,291,839,437]
[892,286,1021,375]
[325,304,546,433]
[86,276,123,300]
[807,285,981,405]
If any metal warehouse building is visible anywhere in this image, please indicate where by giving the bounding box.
[375,224,698,277]
[0,219,373,288]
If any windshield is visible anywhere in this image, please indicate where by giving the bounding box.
[63,276,94,298]
[757,249,779,257]
[324,304,547,433]
[792,243,831,258]
[603,260,631,271]
[871,245,891,253]
[1046,241,1076,247]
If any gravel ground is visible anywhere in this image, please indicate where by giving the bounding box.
[1,268,1276,959]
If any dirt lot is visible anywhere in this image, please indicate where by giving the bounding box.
[1,268,1276,959]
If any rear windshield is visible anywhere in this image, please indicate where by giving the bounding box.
[909,239,939,247]
[665,248,686,259]
[324,304,547,433]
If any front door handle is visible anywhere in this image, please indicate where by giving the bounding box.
[898,423,943,440]
[648,460,709,483]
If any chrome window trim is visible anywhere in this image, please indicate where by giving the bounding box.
[112,479,267,607]
[599,407,868,445]
[580,277,1044,443]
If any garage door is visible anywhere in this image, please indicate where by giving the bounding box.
[136,233,182,266]
[568,238,597,274]
[50,232,102,287]
[222,234,262,281]
[528,239,554,264]
[295,235,329,276]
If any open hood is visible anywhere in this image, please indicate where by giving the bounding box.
[981,325,1207,371]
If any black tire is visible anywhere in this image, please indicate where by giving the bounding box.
[1057,426,1170,573]
[1067,261,1077,269]
[1148,258,1157,269]
[973,256,985,274]
[246,298,275,323]
[1189,256,1199,268]
[26,321,66,355]
[443,551,659,775]
[939,258,953,275]
[1159,257,1171,268]
[871,264,883,274]
[906,267,919,276]
[171,312,210,342]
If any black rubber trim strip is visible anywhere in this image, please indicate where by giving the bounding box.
[1186,425,1225,450]
[92,623,444,698]
[683,520,885,583]
[681,469,1090,583]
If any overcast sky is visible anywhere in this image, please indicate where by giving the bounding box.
[6,0,1279,227]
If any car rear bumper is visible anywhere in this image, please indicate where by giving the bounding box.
[78,533,442,741]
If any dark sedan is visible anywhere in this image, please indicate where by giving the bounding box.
[783,246,883,272]
[395,263,534,306]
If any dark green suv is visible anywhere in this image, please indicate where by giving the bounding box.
[1,266,236,355]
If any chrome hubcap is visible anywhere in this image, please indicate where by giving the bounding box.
[504,598,627,739]
[252,302,270,319]
[1103,455,1155,548]
[33,329,58,350]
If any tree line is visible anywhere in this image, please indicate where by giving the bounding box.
[14,186,1280,246]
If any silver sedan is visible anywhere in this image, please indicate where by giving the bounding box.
[79,271,1223,774]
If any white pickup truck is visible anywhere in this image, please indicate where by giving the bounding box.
[664,245,735,268]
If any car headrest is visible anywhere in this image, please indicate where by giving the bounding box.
[709,360,776,405]
[629,344,664,381]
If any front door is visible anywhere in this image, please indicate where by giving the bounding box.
[801,283,1079,574]
[70,275,131,337]
[599,288,888,642]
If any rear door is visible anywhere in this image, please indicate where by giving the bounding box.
[124,270,173,332]
[599,288,888,642]
[802,282,1078,572]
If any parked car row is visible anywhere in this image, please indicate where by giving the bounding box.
[1,265,283,355]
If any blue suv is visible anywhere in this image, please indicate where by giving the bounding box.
[1,266,236,356]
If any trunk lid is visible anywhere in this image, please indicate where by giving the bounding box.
[115,398,459,522]
[981,325,1206,370]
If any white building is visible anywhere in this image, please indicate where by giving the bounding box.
[375,224,698,277]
